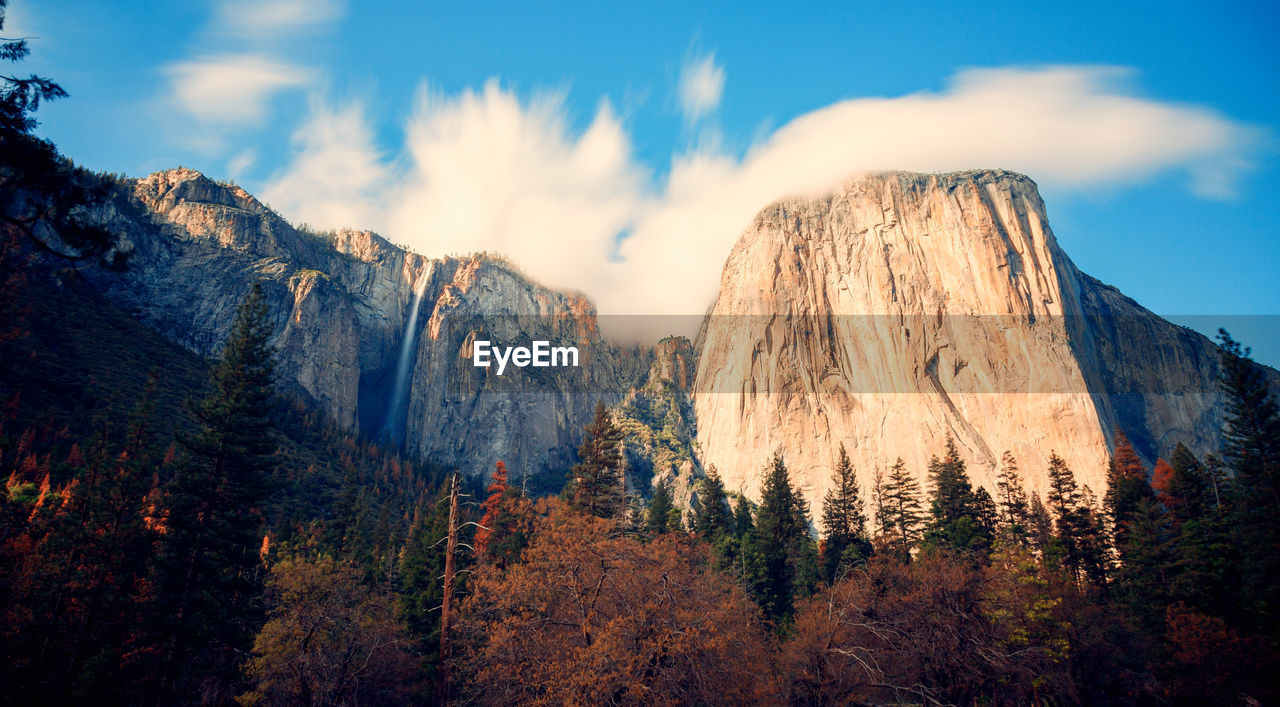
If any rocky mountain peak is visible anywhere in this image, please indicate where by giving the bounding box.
[693,168,1233,514]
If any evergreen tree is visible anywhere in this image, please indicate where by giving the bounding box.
[745,452,819,623]
[1043,452,1082,579]
[646,480,678,536]
[1159,443,1212,522]
[399,489,452,697]
[732,494,755,538]
[0,0,113,263]
[1217,330,1280,631]
[622,494,648,537]
[995,451,1030,543]
[1075,485,1111,591]
[1113,495,1174,635]
[972,486,999,544]
[878,458,926,560]
[1154,444,1237,619]
[564,402,625,520]
[709,494,757,582]
[153,283,279,700]
[820,444,872,582]
[870,465,890,538]
[692,465,732,540]
[1217,330,1280,501]
[923,437,995,557]
[1103,432,1155,553]
[1026,492,1054,556]
[475,460,510,557]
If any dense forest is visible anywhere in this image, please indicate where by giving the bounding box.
[4,5,1280,704]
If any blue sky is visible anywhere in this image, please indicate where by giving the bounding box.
[10,0,1280,363]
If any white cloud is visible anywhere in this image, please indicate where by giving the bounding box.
[227,148,257,179]
[261,101,389,230]
[262,66,1262,341]
[678,53,724,122]
[156,0,342,146]
[215,0,344,36]
[382,81,646,295]
[166,54,313,125]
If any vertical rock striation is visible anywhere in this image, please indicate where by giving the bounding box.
[79,168,650,485]
[693,170,1251,512]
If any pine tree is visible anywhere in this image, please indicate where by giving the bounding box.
[1112,495,1174,635]
[1026,492,1054,556]
[565,402,625,520]
[7,384,162,701]
[1103,432,1155,553]
[820,444,872,582]
[1217,330,1280,501]
[745,453,819,623]
[878,458,926,560]
[153,283,279,700]
[622,494,648,537]
[1160,443,1212,522]
[646,480,678,536]
[732,494,755,538]
[692,465,732,540]
[1075,485,1111,590]
[709,494,757,581]
[1043,452,1087,582]
[1217,330,1280,631]
[870,465,890,538]
[995,451,1030,543]
[923,437,994,557]
[1164,443,1238,621]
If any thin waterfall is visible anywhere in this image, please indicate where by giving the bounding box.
[381,275,428,446]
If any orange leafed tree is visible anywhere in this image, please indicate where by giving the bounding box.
[474,461,508,555]
[456,499,776,705]
[473,460,533,568]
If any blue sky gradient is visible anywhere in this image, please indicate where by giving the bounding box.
[11,0,1280,363]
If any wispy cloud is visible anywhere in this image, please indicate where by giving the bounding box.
[157,0,342,148]
[165,55,313,125]
[262,65,1263,338]
[678,53,724,123]
[215,0,344,36]
[227,149,257,180]
[260,100,389,231]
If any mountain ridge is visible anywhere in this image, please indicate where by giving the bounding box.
[38,164,1276,510]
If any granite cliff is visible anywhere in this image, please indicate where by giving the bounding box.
[50,166,1267,510]
[693,170,1252,511]
[75,167,651,487]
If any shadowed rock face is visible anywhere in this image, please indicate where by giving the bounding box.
[79,168,651,485]
[692,170,1261,511]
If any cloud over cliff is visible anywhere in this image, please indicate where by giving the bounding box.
[261,65,1263,336]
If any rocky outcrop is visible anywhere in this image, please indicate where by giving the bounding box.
[613,337,701,507]
[692,170,1258,512]
[77,168,650,485]
[397,255,651,487]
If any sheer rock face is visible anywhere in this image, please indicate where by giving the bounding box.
[693,170,1238,511]
[70,167,1265,503]
[80,168,649,483]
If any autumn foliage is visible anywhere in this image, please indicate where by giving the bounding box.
[456,500,775,705]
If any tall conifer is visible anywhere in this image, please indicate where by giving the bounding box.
[153,283,278,699]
